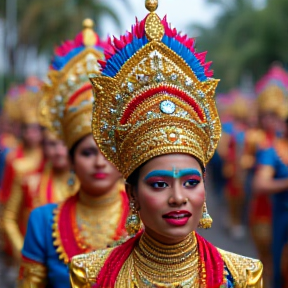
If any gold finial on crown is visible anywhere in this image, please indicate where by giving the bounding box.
[82,18,98,46]
[144,0,164,41]
[145,0,158,12]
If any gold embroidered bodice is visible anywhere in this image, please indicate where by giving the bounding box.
[70,234,263,288]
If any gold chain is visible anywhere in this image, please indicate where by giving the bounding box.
[131,232,200,288]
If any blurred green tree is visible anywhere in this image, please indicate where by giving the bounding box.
[1,0,129,75]
[189,0,288,92]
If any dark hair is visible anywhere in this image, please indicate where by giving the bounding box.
[126,155,205,187]
[69,134,91,163]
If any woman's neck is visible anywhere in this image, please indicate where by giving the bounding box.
[78,181,121,208]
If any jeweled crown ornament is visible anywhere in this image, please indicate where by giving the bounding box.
[91,0,221,178]
[40,19,107,149]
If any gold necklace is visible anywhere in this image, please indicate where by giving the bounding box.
[131,232,200,288]
[75,184,123,249]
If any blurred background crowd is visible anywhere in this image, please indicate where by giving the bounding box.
[0,0,288,287]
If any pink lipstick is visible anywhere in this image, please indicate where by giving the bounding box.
[162,210,192,226]
[93,173,108,179]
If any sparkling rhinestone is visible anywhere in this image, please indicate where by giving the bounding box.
[155,72,165,83]
[110,108,117,114]
[160,100,176,114]
[111,146,116,152]
[197,90,205,98]
[115,94,122,101]
[108,130,114,139]
[168,132,178,142]
[185,78,193,86]
[50,108,56,114]
[127,82,134,92]
[102,123,108,130]
[55,95,62,103]
[170,73,178,81]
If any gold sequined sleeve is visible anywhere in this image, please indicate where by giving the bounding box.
[219,249,263,287]
[3,174,24,259]
[70,249,114,288]
[18,258,47,288]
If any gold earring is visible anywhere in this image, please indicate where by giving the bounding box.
[198,202,212,229]
[125,200,141,236]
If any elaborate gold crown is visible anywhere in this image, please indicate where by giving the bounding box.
[90,0,221,179]
[40,19,106,149]
[257,85,287,118]
[256,66,288,119]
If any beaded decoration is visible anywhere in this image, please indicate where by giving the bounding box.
[40,19,107,148]
[90,2,221,179]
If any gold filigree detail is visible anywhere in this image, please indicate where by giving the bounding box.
[145,13,164,41]
[219,249,263,287]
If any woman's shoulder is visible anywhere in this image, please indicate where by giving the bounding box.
[70,247,115,287]
[218,248,263,287]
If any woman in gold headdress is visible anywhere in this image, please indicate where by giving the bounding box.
[252,67,288,288]
[17,20,129,288]
[2,127,76,261]
[70,2,263,287]
[0,82,45,261]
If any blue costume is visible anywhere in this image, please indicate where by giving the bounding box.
[257,145,288,287]
[21,204,70,287]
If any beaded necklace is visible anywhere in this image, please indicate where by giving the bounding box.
[131,232,200,288]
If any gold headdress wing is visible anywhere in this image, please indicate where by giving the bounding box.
[91,1,221,178]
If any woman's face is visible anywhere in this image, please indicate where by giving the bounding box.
[134,154,205,244]
[73,134,122,196]
[22,123,43,147]
[44,133,69,171]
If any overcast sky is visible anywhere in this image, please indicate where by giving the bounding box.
[102,0,221,37]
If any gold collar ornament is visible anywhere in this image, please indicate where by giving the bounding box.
[90,0,221,179]
[40,19,106,149]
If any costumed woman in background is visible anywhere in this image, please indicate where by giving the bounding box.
[0,80,45,263]
[3,108,78,260]
[17,20,129,288]
[0,79,44,206]
[246,65,288,287]
[253,74,288,288]
[219,94,251,240]
[0,88,19,191]
[70,2,263,287]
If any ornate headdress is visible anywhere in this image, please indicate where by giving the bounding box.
[5,78,42,125]
[90,0,221,179]
[256,65,288,119]
[40,19,106,149]
[3,85,24,122]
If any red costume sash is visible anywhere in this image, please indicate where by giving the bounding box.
[95,232,225,288]
[0,146,24,203]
